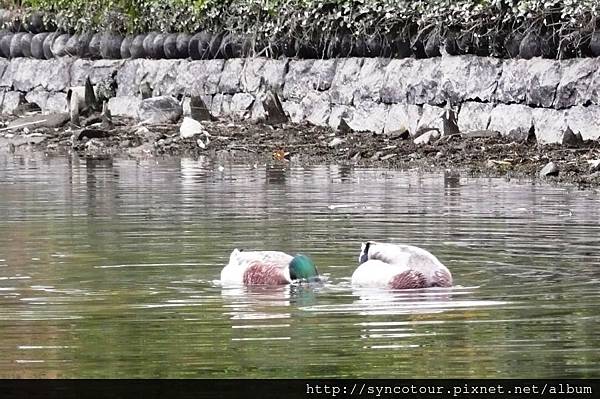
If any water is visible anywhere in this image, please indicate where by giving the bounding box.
[0,153,599,378]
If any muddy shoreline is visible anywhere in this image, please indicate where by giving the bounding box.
[3,115,600,188]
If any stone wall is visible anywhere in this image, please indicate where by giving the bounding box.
[1,55,600,144]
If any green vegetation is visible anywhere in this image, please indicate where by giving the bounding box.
[2,1,599,57]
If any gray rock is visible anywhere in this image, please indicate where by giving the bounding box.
[337,118,352,135]
[440,55,501,104]
[566,105,600,141]
[35,58,72,92]
[218,58,244,94]
[115,59,141,97]
[70,59,122,87]
[380,58,412,104]
[507,128,534,143]
[353,58,388,103]
[9,58,40,92]
[328,105,354,131]
[261,59,288,92]
[119,60,156,98]
[262,91,288,125]
[282,59,337,101]
[561,126,583,147]
[415,104,445,136]
[457,101,494,133]
[540,162,559,177]
[531,108,568,144]
[25,90,49,111]
[189,95,214,121]
[230,92,254,119]
[494,59,529,104]
[151,59,182,97]
[0,59,9,85]
[348,102,388,133]
[177,60,224,96]
[383,103,421,135]
[464,56,502,102]
[443,108,460,136]
[405,58,442,105]
[488,104,533,140]
[282,60,314,101]
[45,92,68,113]
[210,94,232,117]
[310,59,337,91]
[108,96,142,118]
[281,100,304,124]
[139,81,152,99]
[330,58,363,105]
[554,58,598,109]
[138,96,182,124]
[526,59,561,108]
[414,129,440,145]
[1,91,24,114]
[240,57,266,92]
[249,99,267,122]
[300,91,331,126]
[0,58,21,88]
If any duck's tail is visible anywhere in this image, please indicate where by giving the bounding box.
[229,248,243,264]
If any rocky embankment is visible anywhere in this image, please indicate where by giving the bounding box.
[2,101,600,188]
[1,54,600,188]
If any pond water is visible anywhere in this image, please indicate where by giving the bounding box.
[0,153,599,378]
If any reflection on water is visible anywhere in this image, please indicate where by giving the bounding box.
[0,153,599,378]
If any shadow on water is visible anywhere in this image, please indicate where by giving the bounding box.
[0,153,599,378]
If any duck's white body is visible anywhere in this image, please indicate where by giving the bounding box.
[351,242,452,289]
[220,249,293,285]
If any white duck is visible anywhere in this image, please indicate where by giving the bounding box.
[351,241,452,289]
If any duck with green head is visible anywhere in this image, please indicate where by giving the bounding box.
[221,249,320,285]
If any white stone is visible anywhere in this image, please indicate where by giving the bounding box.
[281,100,304,124]
[180,117,205,138]
[328,105,354,130]
[25,90,49,112]
[488,104,533,139]
[1,91,23,114]
[348,102,388,133]
[384,103,422,135]
[353,58,388,103]
[330,58,363,105]
[566,105,600,141]
[44,92,68,113]
[138,95,182,124]
[229,93,255,119]
[554,58,599,109]
[301,91,331,126]
[457,102,494,133]
[416,104,445,135]
[532,108,568,144]
[108,96,142,118]
[218,59,244,94]
[414,130,440,145]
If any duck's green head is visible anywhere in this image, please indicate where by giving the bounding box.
[289,254,319,282]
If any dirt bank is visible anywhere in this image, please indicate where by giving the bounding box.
[2,115,600,188]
